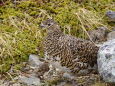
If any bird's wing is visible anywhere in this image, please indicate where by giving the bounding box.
[58,36,88,73]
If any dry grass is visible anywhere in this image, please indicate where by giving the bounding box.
[75,8,107,39]
[92,82,108,86]
[0,13,44,72]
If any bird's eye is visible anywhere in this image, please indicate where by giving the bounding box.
[48,24,51,26]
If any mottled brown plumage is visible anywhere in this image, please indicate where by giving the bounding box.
[40,19,99,75]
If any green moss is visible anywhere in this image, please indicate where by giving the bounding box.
[0,18,43,73]
[0,0,114,73]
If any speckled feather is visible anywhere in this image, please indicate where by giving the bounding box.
[41,19,99,74]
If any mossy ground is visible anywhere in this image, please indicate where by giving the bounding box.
[0,0,114,73]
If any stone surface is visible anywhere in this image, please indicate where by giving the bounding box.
[98,39,115,82]
[88,27,109,43]
[107,31,115,40]
[106,11,115,22]
[0,79,21,86]
[18,75,41,86]
[29,54,43,68]
[12,83,21,86]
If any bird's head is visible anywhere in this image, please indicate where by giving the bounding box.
[40,19,58,29]
[40,19,62,34]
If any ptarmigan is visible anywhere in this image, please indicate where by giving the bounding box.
[40,19,99,75]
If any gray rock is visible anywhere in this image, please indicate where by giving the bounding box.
[87,27,109,43]
[107,31,115,40]
[29,54,43,68]
[106,11,115,22]
[98,39,115,82]
[18,75,41,86]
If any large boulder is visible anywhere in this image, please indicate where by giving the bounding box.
[98,39,115,82]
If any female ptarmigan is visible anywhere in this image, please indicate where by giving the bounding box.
[40,19,99,75]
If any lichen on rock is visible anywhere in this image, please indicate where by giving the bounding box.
[98,39,115,83]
